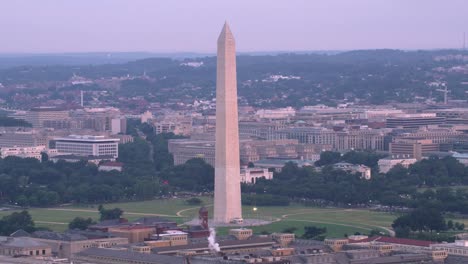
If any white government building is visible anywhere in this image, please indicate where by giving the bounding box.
[378,155,418,173]
[54,135,120,158]
[0,146,46,160]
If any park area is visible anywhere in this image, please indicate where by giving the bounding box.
[1,197,467,238]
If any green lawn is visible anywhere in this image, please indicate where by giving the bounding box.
[1,197,466,239]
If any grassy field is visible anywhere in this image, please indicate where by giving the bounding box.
[0,197,394,237]
[1,197,466,238]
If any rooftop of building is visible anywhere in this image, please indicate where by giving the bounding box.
[54,134,120,142]
[0,237,49,248]
[152,236,275,254]
[255,158,315,167]
[30,106,67,112]
[77,247,186,264]
[111,225,155,231]
[452,152,468,158]
[379,154,416,160]
[132,216,176,226]
[9,229,31,238]
[100,161,124,167]
[50,154,116,160]
[89,218,129,228]
[32,230,117,241]
[349,236,434,247]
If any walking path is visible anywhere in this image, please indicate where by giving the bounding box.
[176,204,213,217]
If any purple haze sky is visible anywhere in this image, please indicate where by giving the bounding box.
[1,0,467,53]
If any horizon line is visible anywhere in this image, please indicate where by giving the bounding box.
[0,47,467,56]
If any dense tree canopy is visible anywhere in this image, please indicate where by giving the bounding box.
[0,211,36,236]
[69,217,96,230]
[98,205,123,221]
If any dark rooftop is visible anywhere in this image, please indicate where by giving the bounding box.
[77,247,186,264]
[152,237,275,254]
[10,229,31,238]
[1,237,49,249]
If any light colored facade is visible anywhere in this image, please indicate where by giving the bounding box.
[168,138,321,167]
[389,138,439,160]
[271,233,295,247]
[239,121,287,140]
[111,117,127,135]
[229,228,253,240]
[275,127,336,146]
[98,161,124,172]
[0,146,45,160]
[378,155,417,173]
[26,107,70,128]
[386,114,445,129]
[398,128,462,144]
[152,116,192,136]
[54,135,120,158]
[158,230,188,246]
[361,109,405,121]
[431,240,468,257]
[0,237,52,258]
[69,107,122,132]
[111,134,134,144]
[240,167,273,184]
[255,107,296,120]
[214,23,242,223]
[0,131,47,148]
[275,127,386,151]
[335,129,386,151]
[295,106,362,123]
[32,236,128,258]
[140,110,153,123]
[108,226,155,243]
[332,162,372,180]
[452,152,468,166]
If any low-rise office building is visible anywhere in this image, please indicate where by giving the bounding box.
[240,167,273,184]
[378,155,418,173]
[332,162,372,180]
[54,135,120,158]
[0,146,46,160]
[389,138,439,160]
[0,237,52,258]
[5,230,128,258]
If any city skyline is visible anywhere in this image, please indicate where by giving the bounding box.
[0,0,468,53]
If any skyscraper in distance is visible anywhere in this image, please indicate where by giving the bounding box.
[213,22,243,223]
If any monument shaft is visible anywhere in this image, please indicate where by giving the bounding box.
[214,23,242,223]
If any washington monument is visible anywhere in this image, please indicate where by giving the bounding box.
[213,22,242,223]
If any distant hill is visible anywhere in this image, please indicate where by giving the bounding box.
[0,49,467,107]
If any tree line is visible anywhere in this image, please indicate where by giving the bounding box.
[0,129,467,216]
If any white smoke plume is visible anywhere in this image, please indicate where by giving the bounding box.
[208,227,220,252]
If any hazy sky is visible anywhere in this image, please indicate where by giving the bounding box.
[1,0,467,53]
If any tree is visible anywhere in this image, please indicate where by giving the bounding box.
[454,222,465,231]
[447,220,454,230]
[302,226,327,240]
[315,151,341,166]
[186,197,203,205]
[69,217,96,230]
[41,152,49,163]
[282,227,297,234]
[392,207,447,236]
[0,211,36,235]
[98,205,123,221]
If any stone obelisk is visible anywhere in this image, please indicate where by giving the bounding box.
[213,22,242,223]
